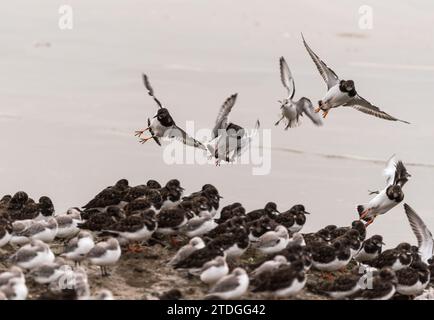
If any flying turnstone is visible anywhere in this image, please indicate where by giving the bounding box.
[199,255,229,285]
[205,268,249,300]
[404,203,433,263]
[254,225,290,255]
[169,237,205,267]
[251,261,306,298]
[135,74,206,150]
[10,239,55,269]
[207,94,260,165]
[354,235,384,263]
[61,231,95,265]
[275,56,322,129]
[302,34,409,123]
[87,238,122,276]
[357,155,410,226]
[396,261,430,296]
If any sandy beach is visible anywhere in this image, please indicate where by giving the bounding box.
[1,0,434,249]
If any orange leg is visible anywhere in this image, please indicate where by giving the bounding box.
[322,110,329,118]
[134,127,150,137]
[315,107,321,113]
[139,136,153,144]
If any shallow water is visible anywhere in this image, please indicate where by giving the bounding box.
[0,0,433,246]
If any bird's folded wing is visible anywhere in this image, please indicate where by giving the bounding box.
[297,97,323,126]
[209,275,239,293]
[212,94,237,139]
[302,34,339,90]
[345,95,410,124]
[279,57,295,100]
[258,233,279,248]
[404,203,433,263]
[167,125,207,150]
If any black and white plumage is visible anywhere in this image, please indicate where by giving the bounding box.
[254,225,290,255]
[61,231,95,264]
[396,261,430,296]
[354,235,384,263]
[103,210,157,242]
[135,74,206,150]
[275,56,322,129]
[357,268,397,300]
[181,212,217,238]
[310,239,352,271]
[82,179,130,211]
[207,94,260,165]
[357,155,410,226]
[250,255,288,278]
[371,243,413,270]
[205,268,249,300]
[302,34,409,123]
[251,261,306,298]
[404,203,433,263]
[319,273,362,299]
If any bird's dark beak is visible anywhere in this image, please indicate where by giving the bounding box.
[304,211,311,215]
[178,187,185,191]
[275,210,280,214]
[218,195,223,199]
[382,242,386,245]
[153,115,157,118]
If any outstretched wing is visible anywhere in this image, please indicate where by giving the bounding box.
[345,95,410,124]
[142,74,163,109]
[383,154,398,186]
[279,57,295,100]
[404,203,433,263]
[230,120,260,161]
[212,94,237,139]
[296,97,323,126]
[301,34,339,90]
[393,160,411,187]
[167,125,207,150]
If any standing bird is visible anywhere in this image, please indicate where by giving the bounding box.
[275,56,322,129]
[302,34,409,123]
[87,238,121,277]
[357,155,410,226]
[404,203,433,263]
[207,94,260,165]
[205,268,249,300]
[135,74,206,150]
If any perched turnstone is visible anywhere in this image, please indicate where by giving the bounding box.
[371,243,413,270]
[248,216,279,242]
[205,216,248,240]
[82,179,130,211]
[87,238,122,276]
[404,203,433,263]
[330,220,366,241]
[357,268,397,300]
[37,196,55,220]
[135,74,206,150]
[61,231,95,265]
[396,261,430,296]
[207,94,260,165]
[303,228,332,246]
[200,255,229,285]
[78,206,126,232]
[209,227,250,258]
[173,245,224,270]
[104,210,157,242]
[160,179,184,209]
[250,255,288,278]
[217,203,245,223]
[357,155,410,226]
[156,207,190,235]
[246,202,280,221]
[205,268,249,300]
[311,239,351,271]
[10,239,55,269]
[302,34,409,123]
[254,225,290,255]
[354,235,384,263]
[275,56,322,129]
[252,261,306,298]
[124,190,162,214]
[319,273,361,299]
[169,237,205,266]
